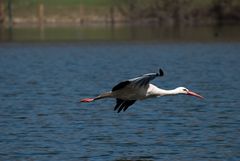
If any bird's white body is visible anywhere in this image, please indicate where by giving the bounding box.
[81,69,203,113]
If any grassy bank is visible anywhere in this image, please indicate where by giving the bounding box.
[1,0,240,26]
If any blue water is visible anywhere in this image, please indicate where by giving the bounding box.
[0,43,240,161]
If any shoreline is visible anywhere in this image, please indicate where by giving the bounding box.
[0,0,240,29]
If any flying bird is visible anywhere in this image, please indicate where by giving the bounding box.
[81,69,203,113]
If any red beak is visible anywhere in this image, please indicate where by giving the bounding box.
[187,91,204,99]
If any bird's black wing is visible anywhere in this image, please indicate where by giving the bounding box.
[112,81,130,91]
[129,68,164,88]
[114,99,136,113]
[112,69,164,91]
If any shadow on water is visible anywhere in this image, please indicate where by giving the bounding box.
[113,154,155,161]
[0,25,240,42]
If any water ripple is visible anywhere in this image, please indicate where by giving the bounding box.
[0,43,240,161]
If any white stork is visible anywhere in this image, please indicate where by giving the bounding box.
[81,69,203,113]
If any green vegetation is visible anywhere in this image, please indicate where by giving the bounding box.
[1,0,240,26]
[44,0,114,6]
[11,0,240,8]
[13,0,114,7]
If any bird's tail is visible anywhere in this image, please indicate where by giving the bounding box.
[80,91,112,103]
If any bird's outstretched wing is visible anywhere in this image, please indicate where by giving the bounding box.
[114,99,136,113]
[112,81,131,91]
[112,68,164,91]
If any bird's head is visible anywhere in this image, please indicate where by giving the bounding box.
[175,87,204,99]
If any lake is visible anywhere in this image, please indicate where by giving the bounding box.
[0,42,240,161]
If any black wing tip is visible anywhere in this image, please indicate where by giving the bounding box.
[157,68,164,76]
[114,100,136,113]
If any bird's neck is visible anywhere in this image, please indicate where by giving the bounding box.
[157,88,178,96]
[148,84,179,97]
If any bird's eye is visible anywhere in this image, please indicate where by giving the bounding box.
[183,89,187,91]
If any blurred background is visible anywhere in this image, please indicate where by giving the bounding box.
[0,0,240,42]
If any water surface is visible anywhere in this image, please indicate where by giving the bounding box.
[1,25,240,42]
[0,43,240,160]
